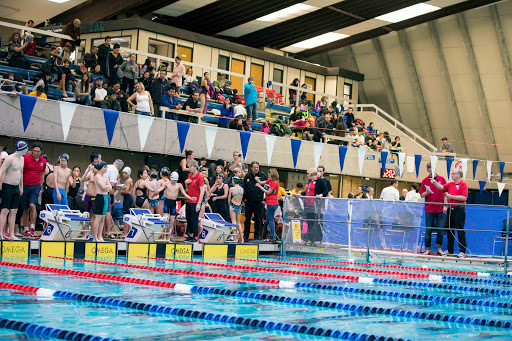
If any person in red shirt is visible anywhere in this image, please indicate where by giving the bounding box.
[256,168,280,242]
[431,167,468,258]
[419,162,447,255]
[21,142,46,237]
[184,160,205,243]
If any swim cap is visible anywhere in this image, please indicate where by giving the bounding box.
[161,167,171,176]
[58,153,69,162]
[15,141,28,151]
[233,176,242,184]
[0,151,8,160]
[122,167,131,175]
[94,161,107,170]
[170,171,179,181]
[150,172,158,179]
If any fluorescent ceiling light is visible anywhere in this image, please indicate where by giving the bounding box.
[257,4,317,22]
[376,3,440,23]
[290,32,349,49]
[48,0,70,3]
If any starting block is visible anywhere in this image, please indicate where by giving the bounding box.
[124,208,172,243]
[199,213,240,244]
[40,204,91,241]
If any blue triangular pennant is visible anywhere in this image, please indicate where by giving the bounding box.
[239,131,251,160]
[176,121,190,154]
[414,154,422,178]
[19,94,37,132]
[381,151,388,175]
[339,146,348,173]
[500,161,505,182]
[479,181,486,193]
[290,139,301,169]
[472,159,479,180]
[445,157,453,178]
[102,109,119,145]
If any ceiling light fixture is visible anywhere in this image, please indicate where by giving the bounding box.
[375,3,440,23]
[257,4,318,22]
[290,32,350,49]
[48,0,71,3]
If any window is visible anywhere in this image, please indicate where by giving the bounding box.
[93,36,131,49]
[344,83,352,99]
[272,69,283,94]
[148,39,175,69]
[218,55,230,79]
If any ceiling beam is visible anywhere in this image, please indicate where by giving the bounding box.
[490,4,512,103]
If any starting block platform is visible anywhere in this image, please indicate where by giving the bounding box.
[124,208,172,243]
[199,213,240,243]
[39,204,91,241]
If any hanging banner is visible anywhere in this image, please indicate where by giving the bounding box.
[478,181,486,193]
[239,131,251,160]
[472,159,479,180]
[406,156,415,173]
[59,101,77,141]
[460,159,468,179]
[486,161,492,182]
[497,183,506,197]
[500,161,505,182]
[204,126,218,158]
[398,152,405,177]
[265,135,277,166]
[290,139,302,169]
[380,151,388,176]
[430,155,438,178]
[102,109,119,145]
[176,121,190,154]
[338,146,348,174]
[137,115,155,151]
[445,157,453,178]
[313,142,324,169]
[19,94,37,132]
[357,148,366,175]
[414,154,422,178]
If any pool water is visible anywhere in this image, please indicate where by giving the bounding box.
[0,254,511,341]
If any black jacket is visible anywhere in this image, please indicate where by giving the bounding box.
[97,44,111,62]
[243,171,267,202]
[152,78,171,104]
[301,177,329,197]
[84,52,97,68]
[107,52,123,78]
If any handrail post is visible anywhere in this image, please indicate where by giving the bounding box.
[366,199,373,263]
[505,206,510,275]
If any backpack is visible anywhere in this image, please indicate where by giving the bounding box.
[271,123,285,137]
[261,121,271,133]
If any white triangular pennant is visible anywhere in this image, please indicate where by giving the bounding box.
[398,152,405,177]
[460,158,468,179]
[407,156,415,173]
[430,155,438,178]
[59,101,77,141]
[497,183,506,197]
[204,126,218,158]
[486,161,492,182]
[313,142,324,169]
[265,135,277,166]
[137,115,155,151]
[357,148,366,175]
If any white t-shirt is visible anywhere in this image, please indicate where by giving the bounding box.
[405,190,421,202]
[106,164,119,185]
[234,104,246,117]
[380,186,399,201]
[93,87,107,101]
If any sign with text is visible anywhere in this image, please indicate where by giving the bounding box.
[292,220,302,243]
[174,244,193,260]
[1,241,29,258]
[235,245,258,259]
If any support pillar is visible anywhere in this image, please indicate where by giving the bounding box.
[345,46,368,104]
[490,5,512,102]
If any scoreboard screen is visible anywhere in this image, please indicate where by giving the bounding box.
[382,168,396,179]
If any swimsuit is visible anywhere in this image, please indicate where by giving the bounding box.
[148,181,159,207]
[135,182,148,207]
[1,183,21,210]
[164,198,177,216]
[230,186,243,213]
[94,194,108,215]
[53,187,68,206]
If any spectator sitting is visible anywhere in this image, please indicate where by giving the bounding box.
[289,106,302,125]
[28,86,47,100]
[184,68,195,86]
[12,75,27,94]
[302,120,314,141]
[112,82,129,112]
[97,37,111,79]
[91,77,107,107]
[313,112,334,142]
[139,58,151,78]
[106,43,123,86]
[345,107,355,128]
[7,32,31,70]
[367,122,377,134]
[213,73,225,89]
[182,90,202,123]
[101,89,122,111]
[356,127,366,146]
[50,43,71,97]
[441,137,454,153]
[234,100,246,118]
[127,82,154,116]
[118,53,139,95]
[405,183,421,202]
[390,136,402,154]
[74,73,91,106]
[316,96,328,111]
[62,59,76,92]
[371,139,381,150]
[89,64,106,88]
[218,96,235,128]
[151,69,171,116]
[355,186,368,199]
[319,105,334,117]
[365,131,376,144]
[84,46,98,70]
[35,71,51,95]
[229,115,250,131]
[139,71,153,94]
[347,127,358,147]
[161,86,182,119]
[1,73,16,93]
[60,18,81,51]
[171,56,186,88]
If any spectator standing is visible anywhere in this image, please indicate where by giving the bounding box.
[101,89,122,111]
[97,37,111,78]
[118,53,139,95]
[139,71,153,94]
[218,97,235,128]
[441,137,454,153]
[420,162,447,255]
[7,32,31,70]
[60,19,81,51]
[381,132,391,151]
[244,77,258,122]
[200,72,213,115]
[367,187,374,199]
[227,151,246,181]
[152,69,171,116]
[255,168,280,242]
[184,160,205,243]
[161,86,182,119]
[380,180,399,201]
[84,46,98,70]
[139,58,151,77]
[243,162,267,240]
[400,188,408,201]
[20,142,45,237]
[49,43,71,98]
[112,82,129,112]
[300,84,308,102]
[355,186,368,199]
[300,168,329,246]
[21,20,36,56]
[171,56,186,87]
[106,44,123,86]
[61,59,76,92]
[74,73,91,106]
[289,78,299,105]
[316,96,328,111]
[405,184,421,202]
[317,166,332,197]
[431,167,468,258]
[127,82,154,116]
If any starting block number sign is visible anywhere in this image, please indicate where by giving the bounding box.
[1,241,30,258]
[292,220,302,243]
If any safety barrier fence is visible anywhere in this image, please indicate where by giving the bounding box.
[282,196,511,274]
[2,262,512,332]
